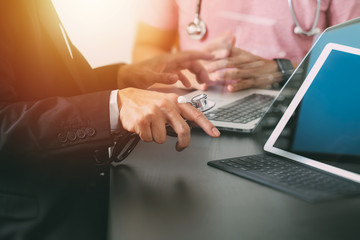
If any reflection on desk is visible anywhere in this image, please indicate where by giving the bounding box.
[109,130,360,240]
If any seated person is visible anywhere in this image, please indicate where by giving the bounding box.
[133,0,360,91]
[0,1,219,239]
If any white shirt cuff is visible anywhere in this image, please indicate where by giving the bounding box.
[109,90,121,134]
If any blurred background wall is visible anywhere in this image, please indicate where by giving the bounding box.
[52,0,136,68]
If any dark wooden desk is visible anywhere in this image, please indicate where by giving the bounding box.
[109,128,360,240]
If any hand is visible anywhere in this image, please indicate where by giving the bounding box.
[205,47,282,92]
[202,31,235,59]
[172,32,236,91]
[117,51,214,90]
[117,88,220,151]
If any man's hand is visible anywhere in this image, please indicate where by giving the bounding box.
[117,88,220,151]
[171,32,236,91]
[117,51,214,90]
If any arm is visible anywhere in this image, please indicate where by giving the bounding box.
[209,0,360,92]
[132,0,179,62]
[0,91,115,161]
[205,46,298,92]
[0,49,215,161]
[0,34,114,161]
[132,23,212,90]
[132,22,178,62]
[120,51,214,90]
[201,33,299,92]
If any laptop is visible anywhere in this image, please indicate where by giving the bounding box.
[185,86,279,132]
[208,18,360,202]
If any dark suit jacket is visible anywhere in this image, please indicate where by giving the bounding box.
[0,0,121,239]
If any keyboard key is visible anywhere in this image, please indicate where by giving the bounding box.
[208,154,360,202]
[204,94,274,124]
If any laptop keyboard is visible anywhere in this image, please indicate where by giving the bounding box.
[204,93,274,124]
[208,154,360,202]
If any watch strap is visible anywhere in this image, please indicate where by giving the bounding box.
[274,58,294,86]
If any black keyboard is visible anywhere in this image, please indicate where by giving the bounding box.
[204,93,274,124]
[208,154,360,202]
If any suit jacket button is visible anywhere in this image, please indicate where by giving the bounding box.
[57,133,67,143]
[86,127,96,137]
[76,129,86,139]
[67,131,77,141]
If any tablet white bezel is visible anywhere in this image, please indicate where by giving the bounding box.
[264,43,360,183]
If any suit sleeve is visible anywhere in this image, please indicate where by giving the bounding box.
[0,39,115,162]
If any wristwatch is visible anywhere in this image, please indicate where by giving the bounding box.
[273,58,294,86]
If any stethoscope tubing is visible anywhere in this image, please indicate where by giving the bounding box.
[188,0,322,40]
[288,0,321,36]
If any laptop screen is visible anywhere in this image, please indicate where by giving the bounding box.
[264,43,360,183]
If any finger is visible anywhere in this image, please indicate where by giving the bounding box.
[194,82,208,91]
[186,60,212,84]
[203,32,235,52]
[166,51,214,70]
[206,56,263,73]
[150,116,167,144]
[207,68,253,83]
[177,71,191,88]
[178,103,220,138]
[206,59,231,72]
[146,71,179,85]
[211,49,230,59]
[170,59,211,85]
[227,79,255,92]
[157,94,191,151]
[207,71,229,86]
[163,52,214,84]
[221,68,254,80]
[177,70,208,90]
[137,120,153,142]
[166,110,192,151]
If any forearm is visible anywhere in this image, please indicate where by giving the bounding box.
[132,22,178,63]
[0,91,114,160]
[132,44,170,63]
[93,63,125,90]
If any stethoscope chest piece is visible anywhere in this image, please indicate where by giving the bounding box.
[190,94,215,112]
[187,19,207,40]
[187,0,207,40]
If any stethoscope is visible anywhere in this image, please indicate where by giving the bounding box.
[186,0,207,40]
[110,93,215,166]
[187,0,321,40]
[288,0,321,36]
[178,94,216,112]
